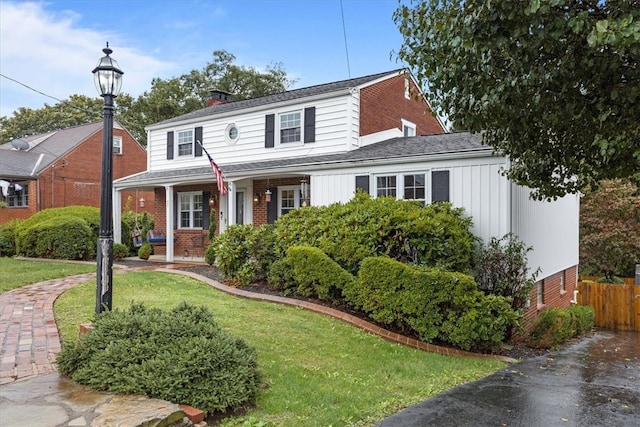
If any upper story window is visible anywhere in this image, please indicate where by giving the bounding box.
[113,136,123,155]
[402,119,416,137]
[178,191,203,229]
[280,112,301,143]
[265,107,315,148]
[225,123,239,144]
[177,129,194,156]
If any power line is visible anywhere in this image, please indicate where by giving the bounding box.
[340,0,351,79]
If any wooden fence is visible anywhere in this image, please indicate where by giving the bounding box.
[577,277,640,332]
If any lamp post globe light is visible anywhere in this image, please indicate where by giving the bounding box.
[93,43,123,314]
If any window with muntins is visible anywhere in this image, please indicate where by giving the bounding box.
[278,186,300,217]
[537,281,545,306]
[376,176,397,197]
[177,129,193,156]
[5,182,28,207]
[280,112,301,143]
[403,174,426,203]
[113,136,122,155]
[179,192,203,229]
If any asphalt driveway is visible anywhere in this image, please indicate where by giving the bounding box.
[376,329,639,427]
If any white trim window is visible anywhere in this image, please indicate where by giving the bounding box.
[278,186,300,217]
[280,111,301,144]
[178,191,203,229]
[402,119,416,137]
[112,136,123,155]
[376,175,397,198]
[403,174,426,204]
[177,129,194,157]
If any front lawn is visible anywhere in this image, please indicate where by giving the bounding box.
[55,270,506,426]
[0,257,96,294]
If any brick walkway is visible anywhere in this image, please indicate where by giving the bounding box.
[0,266,514,386]
[0,273,96,385]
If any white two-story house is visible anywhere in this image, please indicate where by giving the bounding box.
[114,69,579,321]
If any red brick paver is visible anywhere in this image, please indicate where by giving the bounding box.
[0,273,96,384]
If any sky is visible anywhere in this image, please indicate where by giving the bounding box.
[0,0,409,119]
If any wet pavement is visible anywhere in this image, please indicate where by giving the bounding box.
[376,330,640,427]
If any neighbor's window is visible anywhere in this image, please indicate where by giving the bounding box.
[402,119,416,137]
[537,281,545,306]
[5,182,28,207]
[178,192,203,229]
[177,129,194,156]
[112,136,123,155]
[280,112,301,143]
[560,271,566,292]
[403,174,426,203]
[376,175,397,197]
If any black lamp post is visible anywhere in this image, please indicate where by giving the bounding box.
[93,43,123,314]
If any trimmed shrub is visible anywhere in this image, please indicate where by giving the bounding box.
[346,256,515,351]
[113,243,129,261]
[213,224,275,285]
[138,243,152,260]
[274,193,475,275]
[17,216,93,260]
[56,303,261,414]
[0,219,22,257]
[204,241,216,266]
[276,246,356,302]
[15,206,99,259]
[528,305,594,349]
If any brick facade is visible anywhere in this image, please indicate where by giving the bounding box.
[517,265,579,337]
[0,127,152,224]
[360,74,445,136]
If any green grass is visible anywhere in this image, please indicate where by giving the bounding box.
[0,257,96,294]
[55,270,506,426]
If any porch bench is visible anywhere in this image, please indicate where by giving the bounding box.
[146,230,176,246]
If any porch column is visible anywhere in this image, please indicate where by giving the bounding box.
[165,185,174,262]
[113,188,122,244]
[227,180,236,227]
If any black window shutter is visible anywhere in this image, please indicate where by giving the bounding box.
[167,131,174,160]
[195,127,203,157]
[203,191,210,229]
[355,175,370,194]
[304,107,316,143]
[265,114,275,148]
[266,187,278,224]
[432,170,450,202]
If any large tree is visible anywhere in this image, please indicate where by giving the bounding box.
[1,50,295,146]
[394,0,640,199]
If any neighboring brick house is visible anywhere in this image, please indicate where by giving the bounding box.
[114,69,579,324]
[0,121,152,223]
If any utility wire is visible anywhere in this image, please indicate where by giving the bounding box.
[340,0,351,79]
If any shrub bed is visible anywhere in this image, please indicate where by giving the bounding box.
[344,256,516,352]
[528,305,595,349]
[268,245,356,302]
[0,219,22,257]
[15,206,99,259]
[56,302,261,414]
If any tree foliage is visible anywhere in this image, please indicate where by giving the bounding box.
[394,0,640,199]
[1,50,295,146]
[579,179,640,280]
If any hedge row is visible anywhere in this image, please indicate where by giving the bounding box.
[528,306,595,349]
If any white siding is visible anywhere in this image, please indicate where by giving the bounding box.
[148,94,357,172]
[310,156,510,244]
[511,185,580,279]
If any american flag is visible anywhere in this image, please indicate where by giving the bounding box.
[197,140,226,195]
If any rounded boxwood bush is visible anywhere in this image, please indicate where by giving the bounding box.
[56,302,261,414]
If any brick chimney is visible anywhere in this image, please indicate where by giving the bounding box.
[207,89,232,107]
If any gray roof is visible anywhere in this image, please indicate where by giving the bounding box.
[0,122,103,179]
[151,69,404,127]
[115,132,493,187]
